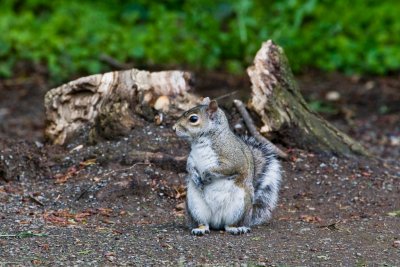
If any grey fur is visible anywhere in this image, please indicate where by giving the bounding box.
[241,136,281,225]
[173,100,281,234]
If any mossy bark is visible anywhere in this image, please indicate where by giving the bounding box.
[248,40,369,157]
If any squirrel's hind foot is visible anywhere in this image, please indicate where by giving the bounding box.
[191,225,210,236]
[225,226,251,235]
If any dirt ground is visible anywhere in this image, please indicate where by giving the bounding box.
[0,70,399,266]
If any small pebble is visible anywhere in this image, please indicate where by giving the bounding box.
[326,91,340,101]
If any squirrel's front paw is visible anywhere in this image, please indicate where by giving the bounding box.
[201,170,215,184]
[226,174,239,180]
[191,225,210,236]
[225,226,251,235]
[191,175,204,188]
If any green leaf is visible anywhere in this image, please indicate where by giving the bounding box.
[387,210,400,217]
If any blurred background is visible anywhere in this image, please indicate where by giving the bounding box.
[1,3,400,264]
[0,0,399,154]
[1,0,400,81]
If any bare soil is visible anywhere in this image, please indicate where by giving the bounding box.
[0,70,399,266]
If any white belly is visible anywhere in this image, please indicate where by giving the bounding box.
[187,138,246,228]
[203,179,245,229]
[189,139,218,174]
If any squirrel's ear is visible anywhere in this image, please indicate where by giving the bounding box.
[201,97,211,105]
[206,100,218,119]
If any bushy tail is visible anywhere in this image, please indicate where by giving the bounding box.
[241,136,281,226]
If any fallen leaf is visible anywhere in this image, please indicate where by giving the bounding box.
[112,230,123,235]
[0,231,48,239]
[161,242,173,249]
[135,219,152,225]
[39,243,50,251]
[387,210,400,217]
[175,202,185,211]
[31,259,42,265]
[98,208,113,217]
[43,209,95,226]
[101,218,115,224]
[79,158,97,166]
[300,214,322,223]
[4,184,23,194]
[43,213,69,226]
[78,250,93,255]
[104,252,116,262]
[54,166,78,184]
[361,172,371,177]
[74,211,93,222]
[67,219,77,224]
[174,185,187,199]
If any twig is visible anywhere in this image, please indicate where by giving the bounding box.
[215,91,238,101]
[28,195,44,206]
[75,185,93,201]
[99,162,150,178]
[0,231,48,239]
[233,99,288,159]
[99,54,133,70]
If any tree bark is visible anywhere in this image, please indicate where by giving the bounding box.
[44,69,197,145]
[247,40,369,157]
[44,41,369,157]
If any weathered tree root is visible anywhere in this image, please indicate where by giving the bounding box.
[233,99,288,159]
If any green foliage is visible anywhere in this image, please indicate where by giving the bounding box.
[1,0,399,81]
[308,100,338,114]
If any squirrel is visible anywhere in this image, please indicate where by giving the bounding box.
[172,97,281,235]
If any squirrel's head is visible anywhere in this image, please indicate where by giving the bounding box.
[173,97,229,141]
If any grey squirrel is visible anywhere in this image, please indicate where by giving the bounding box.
[172,97,281,235]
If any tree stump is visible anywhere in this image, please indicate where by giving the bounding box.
[44,41,369,157]
[247,40,369,157]
[44,69,198,145]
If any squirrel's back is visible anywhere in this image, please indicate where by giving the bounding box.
[241,136,281,226]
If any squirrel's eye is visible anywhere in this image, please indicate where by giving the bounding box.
[189,115,199,123]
